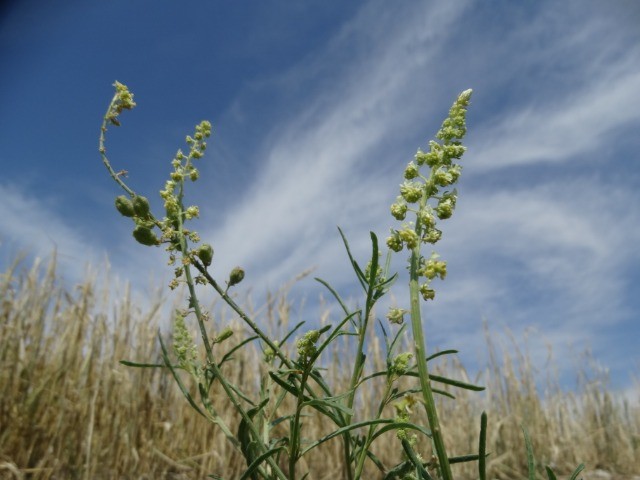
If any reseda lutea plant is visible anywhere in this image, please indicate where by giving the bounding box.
[99,82,581,480]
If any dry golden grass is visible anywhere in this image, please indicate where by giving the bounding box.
[1,256,638,479]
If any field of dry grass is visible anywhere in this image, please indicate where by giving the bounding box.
[1,256,638,479]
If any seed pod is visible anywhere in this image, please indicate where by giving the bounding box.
[132,225,159,246]
[228,267,245,287]
[214,327,233,344]
[133,195,151,218]
[115,195,135,217]
[197,244,214,266]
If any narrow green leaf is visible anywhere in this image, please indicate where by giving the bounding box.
[220,335,259,366]
[568,464,586,480]
[401,438,433,479]
[119,360,164,368]
[449,454,480,464]
[479,411,488,480]
[406,371,485,391]
[365,231,380,307]
[280,320,306,345]
[314,276,352,318]
[521,425,536,480]
[337,226,367,291]
[301,397,354,416]
[370,421,432,443]
[545,466,558,480]
[238,398,270,472]
[309,311,358,364]
[239,446,286,480]
[426,349,458,362]
[301,419,398,455]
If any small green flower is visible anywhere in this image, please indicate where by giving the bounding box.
[391,198,408,221]
[297,330,321,362]
[386,307,407,325]
[404,162,420,180]
[398,227,419,249]
[419,284,436,301]
[416,207,435,228]
[422,228,442,244]
[386,231,403,252]
[390,352,413,377]
[420,252,447,280]
[399,181,423,203]
[435,192,457,220]
[184,206,199,219]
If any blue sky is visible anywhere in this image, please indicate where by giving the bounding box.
[1,1,639,396]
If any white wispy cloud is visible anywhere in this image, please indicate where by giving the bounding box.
[190,0,640,390]
[0,183,100,283]
[200,1,472,289]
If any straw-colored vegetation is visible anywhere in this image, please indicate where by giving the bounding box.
[1,255,638,479]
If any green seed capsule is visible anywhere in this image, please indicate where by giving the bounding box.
[228,267,245,287]
[115,195,135,217]
[132,225,159,246]
[197,244,214,266]
[133,195,151,218]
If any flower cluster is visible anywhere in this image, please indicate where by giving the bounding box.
[389,351,413,378]
[105,81,136,127]
[387,89,471,301]
[296,330,321,364]
[173,310,201,379]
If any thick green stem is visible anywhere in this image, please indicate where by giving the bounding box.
[409,246,452,480]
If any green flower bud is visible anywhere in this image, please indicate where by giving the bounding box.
[421,254,447,280]
[228,267,245,287]
[398,228,419,249]
[417,207,435,228]
[399,181,423,203]
[390,352,413,376]
[419,284,436,301]
[297,330,320,360]
[386,307,407,325]
[436,191,457,219]
[423,227,442,244]
[434,168,453,187]
[133,195,151,218]
[390,200,408,220]
[184,206,199,219]
[115,195,135,217]
[444,144,466,159]
[404,162,419,180]
[197,244,214,266]
[132,225,160,246]
[386,231,403,252]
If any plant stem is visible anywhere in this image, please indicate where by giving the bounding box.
[409,246,453,480]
